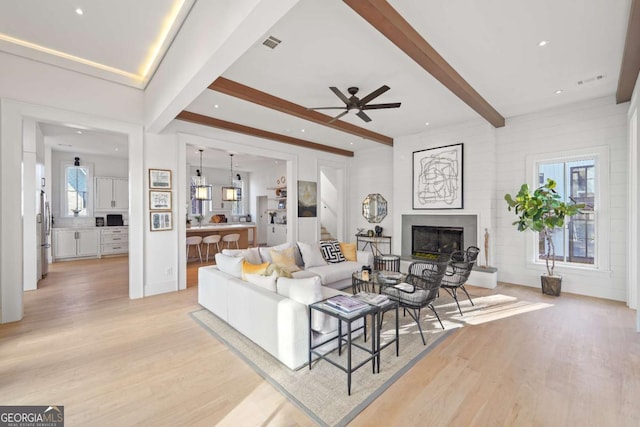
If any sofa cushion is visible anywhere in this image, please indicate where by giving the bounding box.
[276,276,334,333]
[214,253,243,278]
[270,247,301,272]
[297,241,328,268]
[245,272,278,292]
[259,242,291,263]
[241,260,269,280]
[320,240,346,263]
[222,247,262,265]
[306,261,359,285]
[339,242,357,261]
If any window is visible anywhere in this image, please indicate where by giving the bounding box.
[231,179,244,216]
[63,163,92,217]
[536,158,597,267]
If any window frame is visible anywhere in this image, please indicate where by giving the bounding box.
[60,160,94,218]
[525,147,610,273]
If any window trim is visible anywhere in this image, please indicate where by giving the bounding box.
[525,147,610,273]
[60,160,94,218]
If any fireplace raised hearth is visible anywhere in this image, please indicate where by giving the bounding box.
[412,225,464,258]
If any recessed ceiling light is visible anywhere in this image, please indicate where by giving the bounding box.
[538,40,548,47]
[214,104,219,109]
[76,130,82,134]
[75,8,84,15]
[115,147,119,152]
[425,122,430,126]
[555,89,563,95]
[350,142,354,145]
[301,129,305,133]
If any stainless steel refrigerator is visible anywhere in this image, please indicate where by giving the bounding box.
[39,190,51,279]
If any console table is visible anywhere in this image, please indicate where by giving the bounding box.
[356,235,391,256]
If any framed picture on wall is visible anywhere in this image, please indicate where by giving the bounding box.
[412,143,464,209]
[150,211,173,231]
[149,190,172,210]
[149,168,172,189]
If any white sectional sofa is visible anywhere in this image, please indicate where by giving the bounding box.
[198,242,371,369]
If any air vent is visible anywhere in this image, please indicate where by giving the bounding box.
[577,74,606,86]
[262,36,282,49]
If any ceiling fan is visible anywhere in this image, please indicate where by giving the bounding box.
[309,85,401,123]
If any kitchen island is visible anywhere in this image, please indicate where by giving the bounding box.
[186,223,256,248]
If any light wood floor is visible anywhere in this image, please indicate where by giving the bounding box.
[2,257,639,426]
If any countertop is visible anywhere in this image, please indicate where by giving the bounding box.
[187,223,256,231]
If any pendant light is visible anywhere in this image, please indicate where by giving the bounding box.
[222,154,240,201]
[194,149,212,201]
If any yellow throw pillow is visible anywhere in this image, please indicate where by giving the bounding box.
[242,260,269,280]
[339,242,357,261]
[270,247,301,272]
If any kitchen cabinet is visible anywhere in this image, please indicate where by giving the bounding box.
[53,228,99,260]
[100,227,128,256]
[96,177,128,211]
[267,225,287,246]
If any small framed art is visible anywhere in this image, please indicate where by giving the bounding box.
[149,168,172,189]
[149,190,172,210]
[150,211,173,231]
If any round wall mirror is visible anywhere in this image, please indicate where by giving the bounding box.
[362,193,387,223]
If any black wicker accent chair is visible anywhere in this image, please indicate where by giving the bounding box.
[381,259,449,345]
[441,247,479,316]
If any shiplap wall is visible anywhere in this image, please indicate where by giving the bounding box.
[496,96,628,301]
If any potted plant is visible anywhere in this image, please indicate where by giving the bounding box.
[504,178,584,296]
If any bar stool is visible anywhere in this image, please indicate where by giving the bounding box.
[203,235,222,262]
[186,236,203,262]
[222,233,240,249]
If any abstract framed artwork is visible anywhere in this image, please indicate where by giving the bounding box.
[298,180,317,217]
[150,211,173,231]
[149,168,172,189]
[412,143,463,209]
[149,190,172,210]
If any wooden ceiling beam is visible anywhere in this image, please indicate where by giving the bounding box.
[344,0,505,128]
[176,111,354,157]
[208,77,394,146]
[616,0,640,103]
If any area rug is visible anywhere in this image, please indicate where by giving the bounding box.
[190,292,537,426]
[191,304,455,427]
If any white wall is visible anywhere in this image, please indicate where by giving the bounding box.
[627,71,640,330]
[392,120,497,258]
[144,134,180,296]
[349,146,394,244]
[496,96,628,301]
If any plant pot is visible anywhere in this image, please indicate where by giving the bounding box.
[541,275,562,296]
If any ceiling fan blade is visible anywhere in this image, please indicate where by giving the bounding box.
[356,110,372,122]
[329,87,350,105]
[360,102,401,110]
[328,110,350,123]
[358,85,390,105]
[307,106,347,110]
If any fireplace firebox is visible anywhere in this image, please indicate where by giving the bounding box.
[412,225,464,258]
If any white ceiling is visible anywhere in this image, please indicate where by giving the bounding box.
[41,122,128,158]
[3,0,633,155]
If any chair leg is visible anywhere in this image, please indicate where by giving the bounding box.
[205,243,210,262]
[429,303,445,329]
[197,244,203,263]
[234,240,239,249]
[405,308,426,345]
[443,287,463,316]
[460,285,475,306]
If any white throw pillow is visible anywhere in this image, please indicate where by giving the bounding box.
[214,253,243,278]
[245,272,278,292]
[259,242,291,263]
[297,241,328,268]
[277,276,332,333]
[221,247,262,265]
